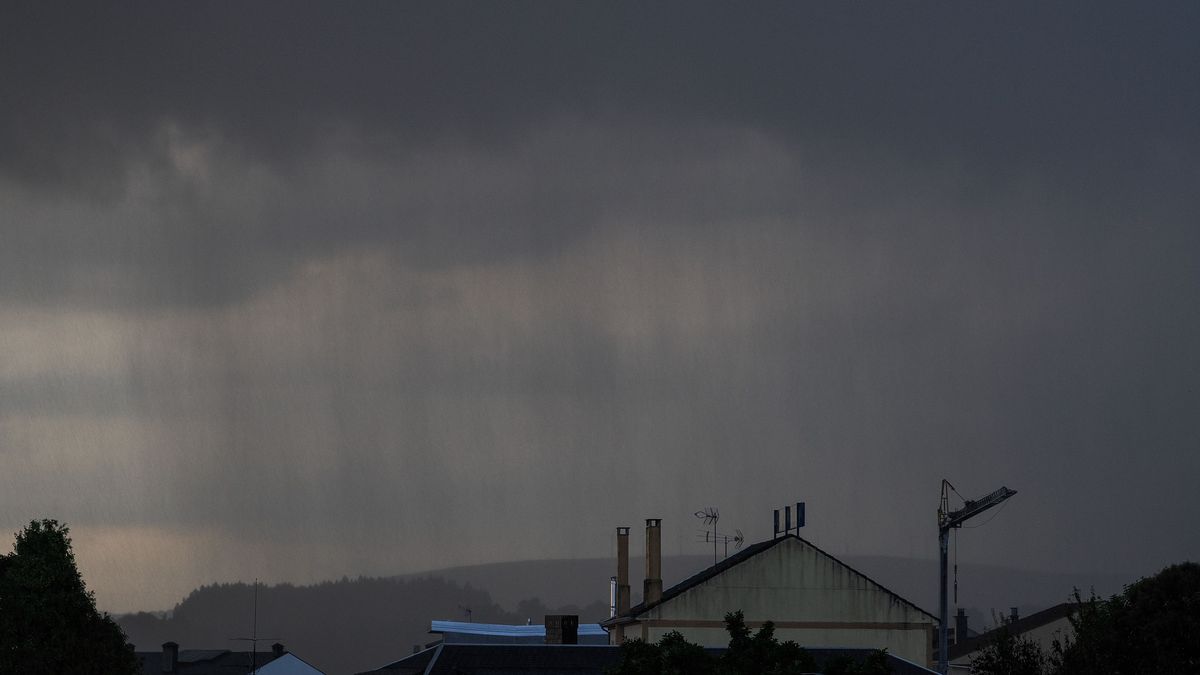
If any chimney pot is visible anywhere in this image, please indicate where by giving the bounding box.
[544,614,579,644]
[161,641,179,674]
[616,527,631,614]
[644,519,663,606]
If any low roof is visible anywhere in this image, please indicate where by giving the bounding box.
[137,649,279,675]
[947,603,1075,661]
[355,644,439,675]
[356,644,936,675]
[430,620,607,637]
[603,534,936,625]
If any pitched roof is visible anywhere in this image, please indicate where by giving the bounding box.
[354,644,439,675]
[603,534,936,624]
[947,602,1075,661]
[137,649,280,675]
[251,652,326,675]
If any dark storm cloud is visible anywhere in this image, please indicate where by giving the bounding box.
[3,2,1197,300]
[7,2,1196,174]
[2,2,1199,611]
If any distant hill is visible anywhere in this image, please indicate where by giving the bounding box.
[118,553,1132,675]
[397,552,1132,628]
[118,576,608,675]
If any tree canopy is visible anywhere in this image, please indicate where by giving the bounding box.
[608,610,891,675]
[0,519,140,675]
[971,561,1200,675]
[969,623,1048,675]
[1052,562,1200,675]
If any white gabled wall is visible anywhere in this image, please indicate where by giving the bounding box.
[636,537,934,665]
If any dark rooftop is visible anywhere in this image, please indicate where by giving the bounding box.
[947,603,1075,661]
[355,643,937,674]
[137,648,281,675]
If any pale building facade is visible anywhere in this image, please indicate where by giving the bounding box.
[603,528,937,667]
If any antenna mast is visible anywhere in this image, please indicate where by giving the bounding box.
[936,480,1016,674]
[694,507,744,563]
[230,579,279,674]
[694,507,720,564]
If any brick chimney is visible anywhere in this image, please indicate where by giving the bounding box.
[955,608,968,644]
[644,519,662,606]
[545,614,579,644]
[161,642,179,673]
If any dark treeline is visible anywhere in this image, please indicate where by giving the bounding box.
[119,575,608,675]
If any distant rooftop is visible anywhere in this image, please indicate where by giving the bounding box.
[430,620,607,638]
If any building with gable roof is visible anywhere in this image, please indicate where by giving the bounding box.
[946,603,1075,670]
[602,522,938,667]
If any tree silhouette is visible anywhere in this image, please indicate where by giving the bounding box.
[611,610,891,675]
[0,519,139,675]
[1052,562,1200,675]
[969,622,1047,675]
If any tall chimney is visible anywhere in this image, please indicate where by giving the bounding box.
[616,527,631,612]
[161,642,179,674]
[613,526,631,644]
[644,519,662,605]
[955,608,968,644]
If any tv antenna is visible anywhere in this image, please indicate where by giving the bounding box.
[230,579,279,673]
[696,528,745,562]
[694,507,720,564]
[694,507,743,563]
[458,605,473,622]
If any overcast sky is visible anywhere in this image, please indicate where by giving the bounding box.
[2,2,1198,613]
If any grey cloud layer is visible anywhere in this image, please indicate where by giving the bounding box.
[4,2,1197,307]
[1,2,1198,610]
[5,2,1198,205]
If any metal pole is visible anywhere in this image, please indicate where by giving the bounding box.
[938,529,949,674]
[251,580,257,674]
